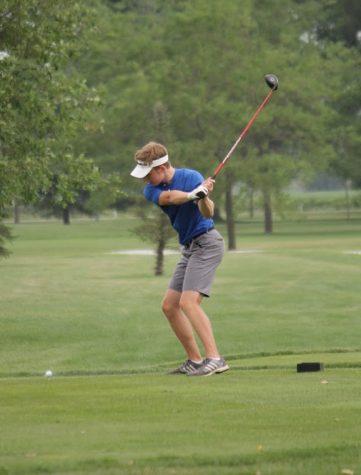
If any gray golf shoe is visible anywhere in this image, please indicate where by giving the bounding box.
[169,359,203,375]
[187,357,229,377]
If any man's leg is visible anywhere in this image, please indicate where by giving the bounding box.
[161,288,202,362]
[179,290,220,358]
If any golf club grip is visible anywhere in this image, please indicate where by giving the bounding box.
[211,88,275,179]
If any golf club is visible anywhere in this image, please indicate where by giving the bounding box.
[211,74,279,180]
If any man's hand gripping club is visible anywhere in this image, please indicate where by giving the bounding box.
[187,184,208,201]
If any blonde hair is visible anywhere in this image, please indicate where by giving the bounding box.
[134,142,169,166]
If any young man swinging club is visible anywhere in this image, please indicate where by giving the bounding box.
[131,141,229,376]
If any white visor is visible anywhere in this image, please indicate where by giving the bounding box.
[130,155,169,178]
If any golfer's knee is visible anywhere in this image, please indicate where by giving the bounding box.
[161,297,176,317]
[179,294,196,314]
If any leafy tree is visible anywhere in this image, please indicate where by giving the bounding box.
[133,205,176,275]
[315,0,361,47]
[0,221,12,258]
[0,0,99,253]
[82,173,124,219]
[308,3,361,189]
[132,101,175,275]
[72,0,361,247]
[75,1,164,165]
[325,45,361,188]
[157,0,342,238]
[283,0,361,192]
[35,153,101,224]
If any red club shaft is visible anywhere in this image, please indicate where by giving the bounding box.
[212,89,275,179]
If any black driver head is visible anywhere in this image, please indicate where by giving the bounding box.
[264,74,279,90]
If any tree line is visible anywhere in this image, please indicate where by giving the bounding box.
[1,0,360,257]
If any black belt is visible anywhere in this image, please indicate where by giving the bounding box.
[184,227,214,247]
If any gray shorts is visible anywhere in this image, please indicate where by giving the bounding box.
[169,228,224,297]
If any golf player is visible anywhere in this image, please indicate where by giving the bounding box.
[131,141,229,376]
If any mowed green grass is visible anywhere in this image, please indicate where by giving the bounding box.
[1,214,361,474]
[1,369,361,475]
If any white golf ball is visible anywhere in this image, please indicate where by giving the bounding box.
[45,370,53,378]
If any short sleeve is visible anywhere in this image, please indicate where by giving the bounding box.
[144,184,162,205]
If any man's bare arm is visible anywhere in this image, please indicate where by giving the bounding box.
[198,196,214,218]
[158,190,190,206]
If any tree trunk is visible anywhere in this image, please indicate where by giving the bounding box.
[225,172,236,250]
[345,179,351,220]
[213,205,223,223]
[63,207,71,225]
[13,201,20,224]
[248,187,254,219]
[263,189,273,234]
[155,238,165,275]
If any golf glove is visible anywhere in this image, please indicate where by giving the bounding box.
[187,185,208,201]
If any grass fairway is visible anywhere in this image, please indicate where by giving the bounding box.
[1,215,361,474]
[1,369,361,475]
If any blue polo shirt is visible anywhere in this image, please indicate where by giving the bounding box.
[144,168,214,245]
